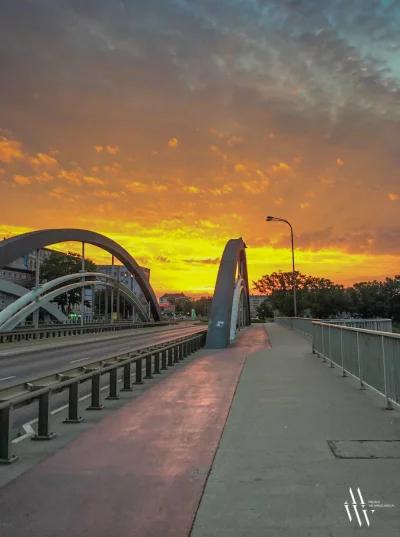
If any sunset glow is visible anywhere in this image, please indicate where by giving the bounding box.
[1,1,399,297]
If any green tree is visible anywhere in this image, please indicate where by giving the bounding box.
[256,300,274,320]
[40,251,97,315]
[175,297,194,315]
[193,296,213,317]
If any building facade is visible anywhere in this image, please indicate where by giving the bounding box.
[249,295,270,318]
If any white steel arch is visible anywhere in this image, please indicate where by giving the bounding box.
[0,273,150,331]
[230,277,247,341]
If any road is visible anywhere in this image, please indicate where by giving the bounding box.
[0,324,206,437]
[0,325,205,390]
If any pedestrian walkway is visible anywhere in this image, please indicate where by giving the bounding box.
[191,323,400,536]
[0,324,399,537]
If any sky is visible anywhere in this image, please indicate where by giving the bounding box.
[0,0,399,297]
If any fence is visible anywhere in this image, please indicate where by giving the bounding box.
[275,317,399,410]
[274,317,393,337]
[0,329,207,463]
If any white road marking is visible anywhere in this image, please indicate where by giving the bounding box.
[69,357,92,364]
[0,375,16,382]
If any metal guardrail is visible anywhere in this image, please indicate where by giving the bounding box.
[275,317,399,411]
[0,321,178,344]
[274,317,393,336]
[0,329,207,463]
[313,322,400,410]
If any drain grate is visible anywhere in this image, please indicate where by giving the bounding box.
[327,440,400,459]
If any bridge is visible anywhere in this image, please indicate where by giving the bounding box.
[0,229,399,535]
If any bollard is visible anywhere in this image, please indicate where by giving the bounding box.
[87,373,103,410]
[32,392,56,440]
[0,407,18,464]
[63,381,83,423]
[145,355,153,379]
[135,358,144,384]
[121,362,133,391]
[106,368,120,400]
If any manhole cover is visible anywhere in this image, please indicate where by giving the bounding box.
[328,440,400,459]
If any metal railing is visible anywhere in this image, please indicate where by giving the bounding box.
[0,321,178,344]
[275,317,393,337]
[313,322,400,410]
[0,329,207,463]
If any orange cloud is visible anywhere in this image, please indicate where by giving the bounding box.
[106,145,120,154]
[91,166,100,173]
[94,146,103,153]
[30,153,58,166]
[35,171,53,183]
[227,136,244,146]
[388,193,399,201]
[183,185,202,194]
[337,158,344,166]
[241,181,265,194]
[235,163,246,173]
[58,169,81,185]
[271,162,292,173]
[168,138,179,148]
[82,176,104,185]
[274,198,285,205]
[48,187,66,199]
[13,174,31,185]
[152,183,167,192]
[300,202,311,209]
[319,177,336,185]
[211,184,233,195]
[126,181,147,193]
[0,138,24,163]
[93,190,125,199]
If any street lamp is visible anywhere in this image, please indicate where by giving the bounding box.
[266,216,297,317]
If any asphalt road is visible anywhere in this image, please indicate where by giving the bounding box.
[0,325,206,437]
[0,325,206,390]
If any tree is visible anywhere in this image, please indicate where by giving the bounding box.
[256,300,274,320]
[175,297,194,315]
[40,251,97,315]
[194,296,213,317]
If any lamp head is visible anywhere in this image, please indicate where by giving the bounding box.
[266,216,274,221]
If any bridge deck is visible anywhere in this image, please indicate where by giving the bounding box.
[1,324,399,536]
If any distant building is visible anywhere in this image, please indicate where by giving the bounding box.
[249,295,269,318]
[159,293,186,304]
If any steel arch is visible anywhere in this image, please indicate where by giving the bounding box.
[0,229,162,321]
[205,238,251,349]
[0,279,68,323]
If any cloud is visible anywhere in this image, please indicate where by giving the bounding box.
[184,258,220,265]
[168,138,179,148]
[126,181,148,193]
[235,164,246,173]
[271,163,292,173]
[156,256,171,263]
[211,184,233,195]
[300,202,311,209]
[93,189,126,199]
[58,169,81,185]
[227,136,244,146]
[183,185,202,194]
[106,145,120,154]
[337,158,344,167]
[29,153,58,166]
[388,193,399,201]
[34,171,53,183]
[13,174,31,185]
[82,176,104,185]
[274,198,285,205]
[94,146,103,153]
[0,137,24,164]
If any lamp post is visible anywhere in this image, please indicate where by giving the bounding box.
[266,216,297,317]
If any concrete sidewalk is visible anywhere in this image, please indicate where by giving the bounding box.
[191,324,400,537]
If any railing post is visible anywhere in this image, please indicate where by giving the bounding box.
[180,342,185,360]
[167,347,174,366]
[63,381,83,423]
[121,362,133,391]
[153,352,161,374]
[135,358,144,384]
[311,322,315,354]
[357,331,365,390]
[87,373,103,410]
[173,345,179,363]
[145,355,153,379]
[322,326,326,362]
[329,325,334,368]
[32,392,56,440]
[381,335,394,410]
[161,350,168,370]
[0,407,18,464]
[341,327,347,377]
[106,368,119,400]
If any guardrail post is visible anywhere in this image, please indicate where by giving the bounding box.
[135,358,144,384]
[87,374,103,410]
[32,392,56,440]
[381,335,394,410]
[322,326,326,362]
[174,344,180,363]
[357,331,365,390]
[341,327,347,377]
[329,326,334,368]
[0,407,18,464]
[106,368,120,400]
[161,350,168,370]
[180,342,185,360]
[63,381,83,423]
[121,363,133,391]
[167,347,174,366]
[145,355,153,379]
[154,352,161,374]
